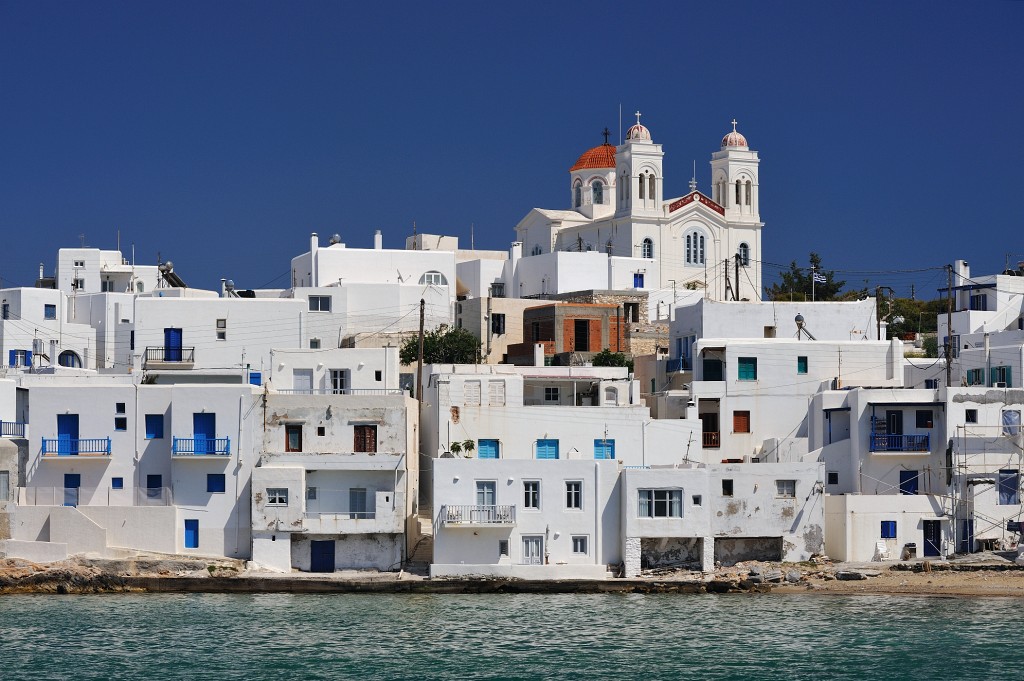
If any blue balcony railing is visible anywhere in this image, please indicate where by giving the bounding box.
[666,357,691,373]
[1,421,26,437]
[870,433,930,453]
[172,436,231,456]
[41,437,112,456]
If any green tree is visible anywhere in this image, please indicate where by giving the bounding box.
[765,252,845,301]
[592,348,633,372]
[399,325,480,365]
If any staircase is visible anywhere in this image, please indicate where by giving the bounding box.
[406,507,433,575]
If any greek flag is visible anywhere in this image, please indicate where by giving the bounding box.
[812,272,827,284]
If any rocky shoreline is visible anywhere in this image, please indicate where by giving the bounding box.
[3,556,1024,597]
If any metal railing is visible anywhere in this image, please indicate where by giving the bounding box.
[41,437,112,456]
[870,433,930,452]
[274,388,405,396]
[303,511,376,520]
[20,485,173,507]
[666,357,691,373]
[172,436,231,456]
[703,432,720,448]
[144,346,196,363]
[441,504,516,526]
[1,420,26,437]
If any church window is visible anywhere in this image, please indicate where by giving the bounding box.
[745,180,752,205]
[638,174,645,200]
[648,174,656,200]
[592,181,603,205]
[531,245,543,256]
[735,180,742,205]
[641,238,654,259]
[574,182,582,208]
[685,231,706,265]
[738,243,750,266]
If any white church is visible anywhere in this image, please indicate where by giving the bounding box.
[512,115,764,303]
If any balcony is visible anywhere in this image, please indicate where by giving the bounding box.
[441,504,516,527]
[273,388,405,396]
[143,346,195,370]
[302,491,403,533]
[703,432,720,448]
[870,433,930,453]
[172,436,231,457]
[1,420,26,437]
[41,437,111,457]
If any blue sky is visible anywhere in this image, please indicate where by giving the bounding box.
[2,2,1021,298]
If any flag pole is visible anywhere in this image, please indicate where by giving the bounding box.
[811,265,816,302]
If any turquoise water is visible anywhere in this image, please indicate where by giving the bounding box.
[0,592,1017,680]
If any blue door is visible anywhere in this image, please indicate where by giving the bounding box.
[147,474,162,501]
[164,327,183,362]
[184,519,199,549]
[193,413,216,455]
[311,540,335,573]
[478,439,499,459]
[923,520,942,557]
[536,439,559,460]
[899,470,919,495]
[960,519,975,553]
[63,474,80,507]
[57,414,79,456]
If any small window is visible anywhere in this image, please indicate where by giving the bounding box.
[592,181,603,205]
[419,271,448,286]
[491,313,506,335]
[738,242,750,266]
[722,479,734,496]
[207,473,226,494]
[309,338,321,349]
[733,410,751,433]
[216,319,227,341]
[74,260,85,268]
[544,387,559,403]
[44,304,56,320]
[738,357,757,381]
[306,486,318,500]
[692,495,702,506]
[924,379,939,389]
[267,488,288,506]
[523,480,540,510]
[594,439,615,460]
[965,409,978,424]
[317,426,326,437]
[354,424,377,453]
[827,471,839,486]
[498,539,509,557]
[880,520,897,539]
[116,402,126,414]
[375,370,382,382]
[145,414,164,439]
[916,410,933,429]
[111,477,124,490]
[565,481,582,510]
[308,295,331,312]
[114,417,127,431]
[776,480,796,498]
[572,535,588,554]
[797,356,808,374]
[1,303,8,320]
[285,424,302,452]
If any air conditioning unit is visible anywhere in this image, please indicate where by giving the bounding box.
[995,382,1008,388]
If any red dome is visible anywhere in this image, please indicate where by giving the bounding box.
[570,143,616,171]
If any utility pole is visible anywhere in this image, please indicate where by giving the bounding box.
[875,286,882,340]
[417,298,425,412]
[946,264,954,387]
[723,259,733,301]
[734,253,740,301]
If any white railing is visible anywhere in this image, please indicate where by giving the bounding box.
[274,388,405,396]
[19,485,173,507]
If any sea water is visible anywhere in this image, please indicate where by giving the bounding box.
[0,592,1015,680]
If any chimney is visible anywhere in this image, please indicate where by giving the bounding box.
[39,263,44,280]
[310,233,319,288]
[534,343,545,367]
[374,230,383,250]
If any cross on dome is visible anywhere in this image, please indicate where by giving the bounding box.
[731,119,738,132]
[602,127,611,144]
[635,111,643,125]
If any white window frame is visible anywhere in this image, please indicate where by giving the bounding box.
[419,271,448,286]
[638,489,683,518]
[565,480,583,510]
[571,535,588,555]
[776,479,797,498]
[216,318,227,341]
[523,480,540,510]
[267,488,288,506]
[308,295,331,312]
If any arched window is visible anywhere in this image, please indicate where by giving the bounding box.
[531,244,543,256]
[58,350,82,368]
[638,174,645,200]
[735,180,742,205]
[685,231,706,265]
[648,173,656,200]
[738,242,750,266]
[574,182,582,208]
[419,271,448,286]
[592,181,603,205]
[641,238,654,259]
[745,180,752,205]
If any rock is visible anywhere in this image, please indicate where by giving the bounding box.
[748,565,762,576]
[836,570,868,581]
[763,569,784,583]
[785,570,801,583]
[858,569,882,578]
[746,574,764,584]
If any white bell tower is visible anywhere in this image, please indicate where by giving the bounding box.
[615,111,664,219]
[710,120,760,223]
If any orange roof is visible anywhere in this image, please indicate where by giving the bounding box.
[569,143,616,171]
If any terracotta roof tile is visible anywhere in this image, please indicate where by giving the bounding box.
[569,143,616,171]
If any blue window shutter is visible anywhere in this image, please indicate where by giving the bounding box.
[7,350,13,366]
[24,350,32,367]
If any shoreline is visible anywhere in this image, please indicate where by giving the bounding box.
[3,557,1024,598]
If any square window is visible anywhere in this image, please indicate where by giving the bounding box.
[207,473,226,494]
[317,426,326,437]
[916,410,933,429]
[309,338,321,349]
[306,486,318,500]
[285,424,302,452]
[267,488,288,506]
[572,536,588,554]
[216,319,226,329]
[880,520,897,539]
[145,414,164,439]
[498,539,509,557]
[523,481,540,509]
[776,480,796,498]
[73,260,85,268]
[733,410,751,433]
[44,304,56,320]
[722,479,734,496]
[827,471,839,485]
[738,357,757,381]
[544,387,559,402]
[797,356,808,374]
[308,295,331,312]
[216,319,227,341]
[965,409,978,424]
[115,402,126,414]
[111,477,124,490]
[565,481,582,510]
[692,494,702,506]
[114,417,127,431]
